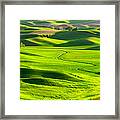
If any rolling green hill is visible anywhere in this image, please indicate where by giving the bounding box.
[20,20,100,100]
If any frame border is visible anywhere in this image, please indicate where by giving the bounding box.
[0,0,119,119]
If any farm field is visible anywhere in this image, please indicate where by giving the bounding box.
[20,20,100,100]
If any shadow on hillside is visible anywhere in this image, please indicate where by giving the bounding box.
[55,39,96,47]
[85,46,100,50]
[20,34,40,46]
[20,68,80,82]
[21,68,88,87]
[20,60,40,63]
[20,34,39,40]
[20,31,100,47]
[50,31,100,40]
[22,78,60,86]
[21,40,39,46]
[20,52,40,56]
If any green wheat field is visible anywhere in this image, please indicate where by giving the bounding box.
[20,20,100,100]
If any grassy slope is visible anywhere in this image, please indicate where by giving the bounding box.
[20,20,100,100]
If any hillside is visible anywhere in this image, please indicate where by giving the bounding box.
[20,20,100,100]
[20,20,100,49]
